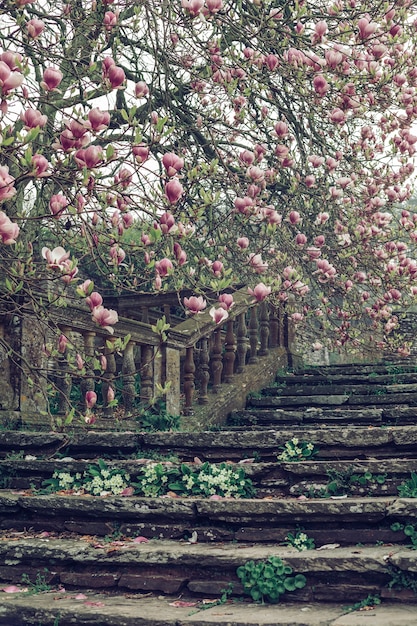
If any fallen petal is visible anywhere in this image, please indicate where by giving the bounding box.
[169,600,198,607]
[133,536,149,543]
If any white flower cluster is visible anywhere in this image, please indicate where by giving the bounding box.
[278,438,315,462]
[197,465,244,498]
[53,471,74,490]
[140,463,167,497]
[85,470,130,496]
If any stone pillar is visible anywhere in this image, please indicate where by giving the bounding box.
[165,346,181,417]
[19,315,48,421]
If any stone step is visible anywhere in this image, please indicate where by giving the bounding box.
[297,362,417,376]
[1,426,417,463]
[248,391,417,408]
[1,594,416,626]
[0,533,415,605]
[264,382,417,397]
[0,491,416,545]
[230,406,417,427]
[1,458,416,498]
[274,372,417,386]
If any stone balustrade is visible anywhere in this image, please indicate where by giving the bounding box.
[0,287,294,427]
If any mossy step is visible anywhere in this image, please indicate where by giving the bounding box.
[0,491,416,544]
[264,383,417,397]
[230,405,417,427]
[248,391,417,408]
[1,594,416,626]
[275,372,417,386]
[0,536,415,604]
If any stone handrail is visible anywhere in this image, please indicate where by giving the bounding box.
[0,287,293,427]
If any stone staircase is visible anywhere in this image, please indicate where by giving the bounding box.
[1,362,417,624]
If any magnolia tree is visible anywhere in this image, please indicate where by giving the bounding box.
[1,0,417,405]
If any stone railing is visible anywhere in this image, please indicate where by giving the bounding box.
[0,287,293,428]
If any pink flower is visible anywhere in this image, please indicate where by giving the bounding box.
[184,295,207,314]
[26,18,45,38]
[0,211,19,245]
[106,65,125,89]
[103,11,118,30]
[86,292,103,311]
[31,154,49,177]
[135,81,150,98]
[287,210,301,225]
[110,245,126,265]
[155,257,173,276]
[237,237,249,249]
[58,334,68,354]
[76,279,94,297]
[206,0,223,13]
[41,67,63,91]
[107,387,115,403]
[74,146,103,169]
[358,17,377,39]
[49,194,68,217]
[41,246,70,269]
[91,305,119,334]
[274,121,288,137]
[87,108,110,131]
[133,144,149,164]
[249,253,268,274]
[165,179,184,204]
[76,354,84,370]
[209,306,229,324]
[330,108,346,124]
[85,391,97,409]
[291,312,304,322]
[0,61,23,96]
[0,166,16,202]
[218,294,234,310]
[295,233,307,246]
[248,283,271,301]
[211,260,223,277]
[162,152,184,176]
[313,74,329,96]
[182,0,204,17]
[20,108,47,129]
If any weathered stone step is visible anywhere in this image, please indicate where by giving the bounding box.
[0,535,415,605]
[1,491,417,546]
[1,426,417,462]
[264,382,417,397]
[230,406,417,427]
[1,594,416,626]
[1,458,416,498]
[274,372,417,386]
[298,362,417,376]
[248,391,417,408]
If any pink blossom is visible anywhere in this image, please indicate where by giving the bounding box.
[313,20,328,42]
[0,61,23,96]
[209,306,229,324]
[174,243,187,265]
[274,121,288,137]
[163,152,184,176]
[248,283,271,301]
[237,237,249,249]
[330,108,346,124]
[358,17,377,39]
[211,260,223,276]
[325,49,343,68]
[85,391,97,409]
[58,334,68,354]
[26,18,45,38]
[291,312,304,322]
[76,354,84,370]
[103,11,118,30]
[218,294,234,310]
[31,154,49,177]
[313,74,329,96]
[42,246,70,270]
[206,0,223,13]
[184,295,207,314]
[234,197,254,215]
[20,108,47,129]
[239,150,255,166]
[0,211,19,245]
[249,253,268,274]
[87,108,110,131]
[91,305,119,333]
[49,194,68,217]
[182,0,204,17]
[41,67,63,91]
[107,64,125,89]
[110,245,126,265]
[0,166,16,202]
[133,144,149,164]
[86,292,103,311]
[107,387,115,403]
[165,179,184,204]
[295,233,307,246]
[288,210,301,225]
[155,257,173,276]
[264,54,279,71]
[135,81,150,98]
[74,146,103,169]
[77,279,94,297]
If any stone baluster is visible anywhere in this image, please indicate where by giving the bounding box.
[183,346,195,415]
[269,304,280,348]
[248,307,259,363]
[140,343,153,405]
[259,302,270,356]
[211,327,223,393]
[122,340,136,416]
[102,337,116,417]
[223,319,236,383]
[80,331,96,409]
[141,306,149,324]
[236,312,248,373]
[57,326,72,415]
[198,337,210,404]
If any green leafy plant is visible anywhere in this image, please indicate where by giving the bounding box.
[325,468,386,497]
[138,399,180,432]
[178,462,256,498]
[284,530,315,551]
[236,556,306,603]
[133,462,181,497]
[397,472,417,498]
[391,521,417,549]
[387,564,417,594]
[277,437,318,462]
[41,459,130,496]
[343,594,381,613]
[21,570,52,595]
